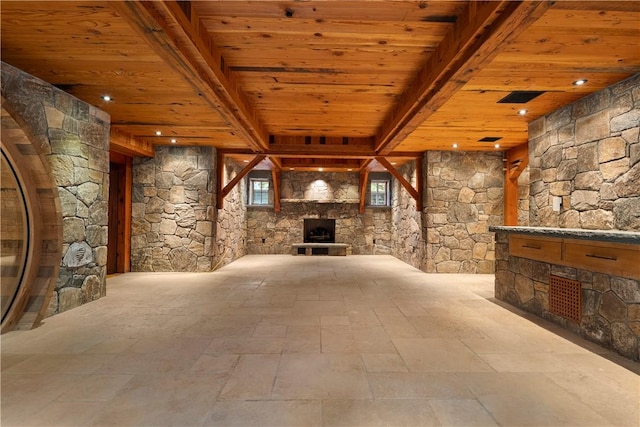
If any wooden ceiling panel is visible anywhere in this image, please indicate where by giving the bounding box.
[399,1,640,154]
[1,1,639,169]
[0,1,239,155]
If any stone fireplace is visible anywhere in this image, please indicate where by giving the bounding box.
[304,219,335,243]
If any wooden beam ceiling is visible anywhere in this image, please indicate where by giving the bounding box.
[1,1,638,171]
[375,0,553,155]
[111,0,269,152]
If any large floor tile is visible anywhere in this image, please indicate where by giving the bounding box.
[459,372,613,426]
[322,399,441,427]
[1,255,637,427]
[272,353,372,399]
[205,400,322,426]
[367,372,473,399]
[393,338,494,372]
[218,354,280,400]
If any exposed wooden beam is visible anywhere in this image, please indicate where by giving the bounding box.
[281,158,361,170]
[359,159,373,172]
[110,127,155,157]
[216,151,225,209]
[220,148,424,160]
[415,154,424,212]
[218,155,266,210]
[111,1,268,153]
[271,169,281,213]
[375,0,552,155]
[376,156,420,210]
[266,144,377,159]
[268,156,283,172]
[504,142,529,226]
[359,169,369,214]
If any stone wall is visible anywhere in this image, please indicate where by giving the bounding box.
[518,166,530,226]
[425,151,504,273]
[1,62,110,316]
[131,146,215,272]
[390,158,427,269]
[214,158,247,269]
[246,171,392,254]
[528,73,640,230]
[494,231,640,361]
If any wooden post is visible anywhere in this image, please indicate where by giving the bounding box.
[271,169,281,213]
[359,169,369,214]
[504,143,529,225]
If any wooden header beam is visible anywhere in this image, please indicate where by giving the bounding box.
[112,1,268,153]
[110,127,154,157]
[375,0,552,155]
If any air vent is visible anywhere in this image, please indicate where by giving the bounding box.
[497,91,545,104]
[549,275,581,323]
[478,136,502,143]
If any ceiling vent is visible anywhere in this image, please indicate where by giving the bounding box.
[497,91,545,104]
[478,136,502,143]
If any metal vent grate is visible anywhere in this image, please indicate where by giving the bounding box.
[478,136,502,142]
[497,91,545,104]
[549,275,581,322]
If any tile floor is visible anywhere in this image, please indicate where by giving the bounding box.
[1,255,638,426]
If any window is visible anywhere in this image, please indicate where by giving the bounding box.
[370,180,390,206]
[249,178,270,205]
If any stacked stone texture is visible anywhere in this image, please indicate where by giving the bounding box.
[214,158,247,269]
[425,151,504,273]
[495,231,640,361]
[131,146,214,272]
[1,62,109,316]
[246,171,392,255]
[528,73,640,231]
[391,159,427,270]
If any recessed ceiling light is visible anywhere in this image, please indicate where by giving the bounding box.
[494,143,501,149]
[289,168,294,171]
[452,143,458,148]
[243,160,249,163]
[347,168,353,171]
[517,109,528,115]
[101,95,112,102]
[573,79,588,86]
[391,162,397,165]
[155,130,162,136]
[170,138,177,144]
[318,168,323,172]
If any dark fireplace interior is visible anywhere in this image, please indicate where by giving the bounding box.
[304,219,336,243]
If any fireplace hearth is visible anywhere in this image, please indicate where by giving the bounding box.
[304,219,335,243]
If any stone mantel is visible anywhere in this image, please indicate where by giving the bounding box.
[280,199,359,204]
[489,226,640,245]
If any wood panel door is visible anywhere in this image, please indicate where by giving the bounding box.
[107,155,132,274]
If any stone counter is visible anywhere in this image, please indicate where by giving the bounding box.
[492,226,640,361]
[490,226,640,245]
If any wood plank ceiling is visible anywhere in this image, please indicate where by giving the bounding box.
[1,1,639,172]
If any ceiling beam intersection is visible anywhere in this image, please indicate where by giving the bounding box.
[375,0,553,155]
[110,127,155,157]
[111,1,269,153]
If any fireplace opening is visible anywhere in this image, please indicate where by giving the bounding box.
[304,219,335,243]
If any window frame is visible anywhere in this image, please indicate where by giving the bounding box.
[370,179,391,207]
[248,177,271,206]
